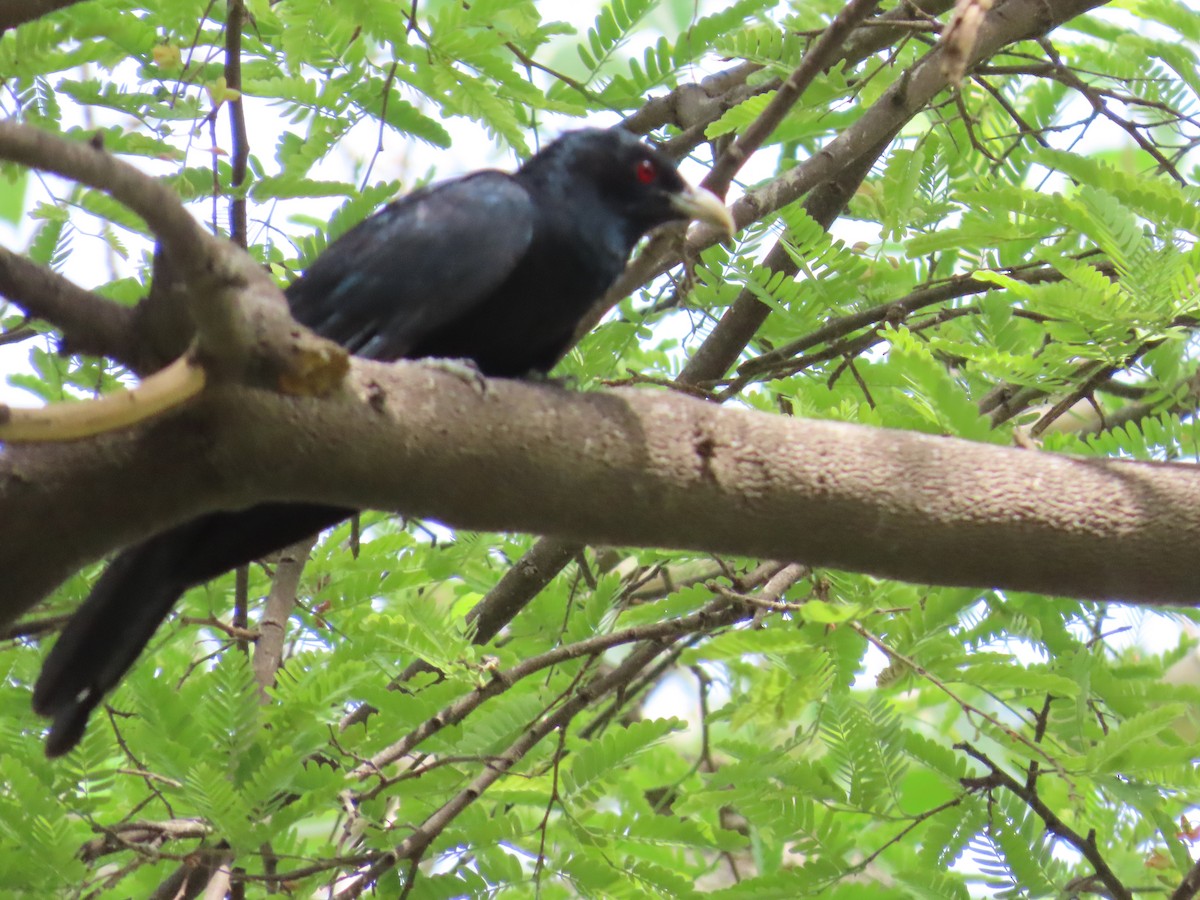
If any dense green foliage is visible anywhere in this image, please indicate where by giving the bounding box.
[3,0,1200,896]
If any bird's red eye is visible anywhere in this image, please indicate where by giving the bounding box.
[634,158,657,184]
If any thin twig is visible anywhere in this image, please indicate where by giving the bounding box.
[224,0,249,247]
[704,0,883,197]
[352,598,746,784]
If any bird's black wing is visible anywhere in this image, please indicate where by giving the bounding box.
[286,171,536,362]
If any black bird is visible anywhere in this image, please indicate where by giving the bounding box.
[32,127,733,757]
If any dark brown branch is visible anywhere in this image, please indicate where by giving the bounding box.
[972,73,1052,156]
[988,315,1183,430]
[217,854,377,887]
[1030,352,1146,437]
[0,245,139,364]
[1071,371,1200,440]
[467,536,582,645]
[353,597,746,784]
[1037,39,1187,184]
[224,0,249,248]
[720,269,1068,397]
[956,742,1132,900]
[506,42,593,102]
[0,323,36,346]
[342,638,677,895]
[1172,858,1200,900]
[732,268,1056,380]
[0,613,69,640]
[0,0,87,32]
[704,0,884,197]
[853,796,966,876]
[147,842,234,900]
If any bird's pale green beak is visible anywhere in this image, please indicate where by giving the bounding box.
[673,183,735,236]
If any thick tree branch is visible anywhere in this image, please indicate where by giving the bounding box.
[5,358,1200,629]
[0,0,87,32]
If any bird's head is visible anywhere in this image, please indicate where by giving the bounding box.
[518,128,734,252]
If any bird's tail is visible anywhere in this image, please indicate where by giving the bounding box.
[33,503,352,757]
[34,530,192,756]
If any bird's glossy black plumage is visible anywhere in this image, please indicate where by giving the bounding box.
[33,127,732,756]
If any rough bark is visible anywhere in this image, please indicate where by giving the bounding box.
[4,358,1199,627]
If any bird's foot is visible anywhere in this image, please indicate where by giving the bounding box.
[422,357,488,395]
